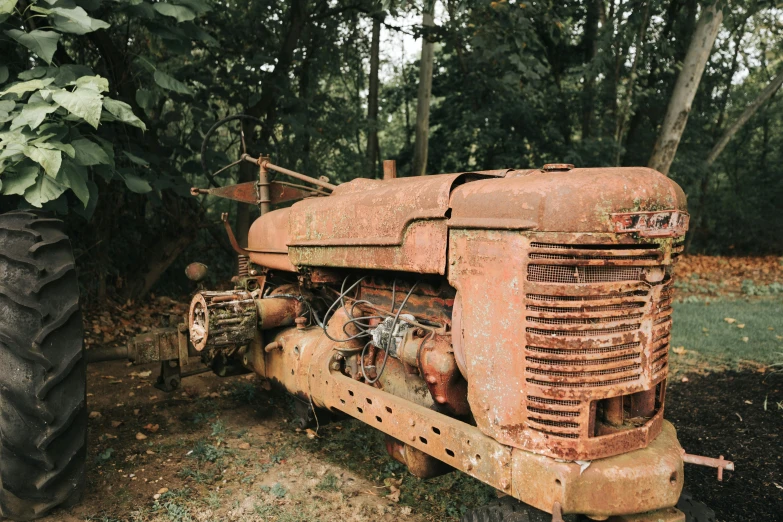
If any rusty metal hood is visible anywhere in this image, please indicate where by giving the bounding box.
[447,167,687,233]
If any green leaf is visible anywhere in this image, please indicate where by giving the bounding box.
[5,30,60,65]
[1,164,38,195]
[24,145,61,177]
[72,179,97,219]
[153,70,192,95]
[58,160,89,206]
[48,6,110,35]
[72,138,110,166]
[0,65,10,84]
[122,150,148,166]
[51,87,103,128]
[123,173,152,193]
[103,97,146,130]
[11,101,58,130]
[0,0,17,16]
[172,0,211,15]
[34,139,75,158]
[135,89,156,109]
[74,75,109,93]
[0,100,14,112]
[17,66,48,80]
[0,77,54,96]
[153,3,195,22]
[54,64,94,86]
[24,170,66,207]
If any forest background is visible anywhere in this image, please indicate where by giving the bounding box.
[1,0,781,303]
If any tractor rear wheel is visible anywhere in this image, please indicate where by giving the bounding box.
[0,211,86,520]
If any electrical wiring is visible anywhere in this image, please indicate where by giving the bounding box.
[361,282,418,385]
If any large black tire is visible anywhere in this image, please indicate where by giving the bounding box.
[0,211,86,520]
[460,497,578,522]
[676,491,716,522]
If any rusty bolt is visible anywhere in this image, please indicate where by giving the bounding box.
[250,269,258,276]
[329,361,341,371]
[413,328,426,338]
[295,317,307,329]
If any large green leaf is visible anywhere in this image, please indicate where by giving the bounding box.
[58,160,89,206]
[0,65,9,84]
[153,70,192,95]
[24,144,61,177]
[0,77,54,96]
[0,164,38,195]
[153,3,195,22]
[123,173,152,193]
[135,89,156,110]
[0,0,17,16]
[51,86,103,128]
[5,29,60,65]
[74,75,109,92]
[24,170,66,207]
[72,138,111,166]
[172,0,211,15]
[103,97,147,130]
[122,150,148,166]
[48,6,110,34]
[11,101,58,130]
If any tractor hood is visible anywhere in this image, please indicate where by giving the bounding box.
[247,166,687,274]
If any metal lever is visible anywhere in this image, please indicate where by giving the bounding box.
[682,452,734,481]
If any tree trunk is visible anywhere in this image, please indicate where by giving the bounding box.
[705,69,783,166]
[366,15,382,176]
[647,3,723,176]
[581,0,600,140]
[684,68,783,252]
[614,0,651,165]
[412,5,435,176]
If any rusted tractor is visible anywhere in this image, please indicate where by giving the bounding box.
[0,142,731,520]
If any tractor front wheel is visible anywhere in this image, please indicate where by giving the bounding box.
[0,211,86,520]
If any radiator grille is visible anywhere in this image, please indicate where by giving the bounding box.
[523,240,672,440]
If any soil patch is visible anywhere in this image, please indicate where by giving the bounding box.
[666,370,783,521]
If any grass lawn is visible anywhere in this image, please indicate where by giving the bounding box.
[671,297,783,366]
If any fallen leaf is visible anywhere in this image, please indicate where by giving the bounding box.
[157,487,168,495]
[681,376,689,383]
[143,424,160,433]
[111,420,123,428]
[384,477,403,488]
[238,442,251,450]
[744,400,752,405]
[774,483,783,491]
[305,428,318,439]
[672,346,687,355]
[386,485,400,502]
[724,317,736,324]
[89,411,102,419]
[737,324,745,329]
[135,432,147,441]
[133,409,141,416]
[741,337,749,343]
